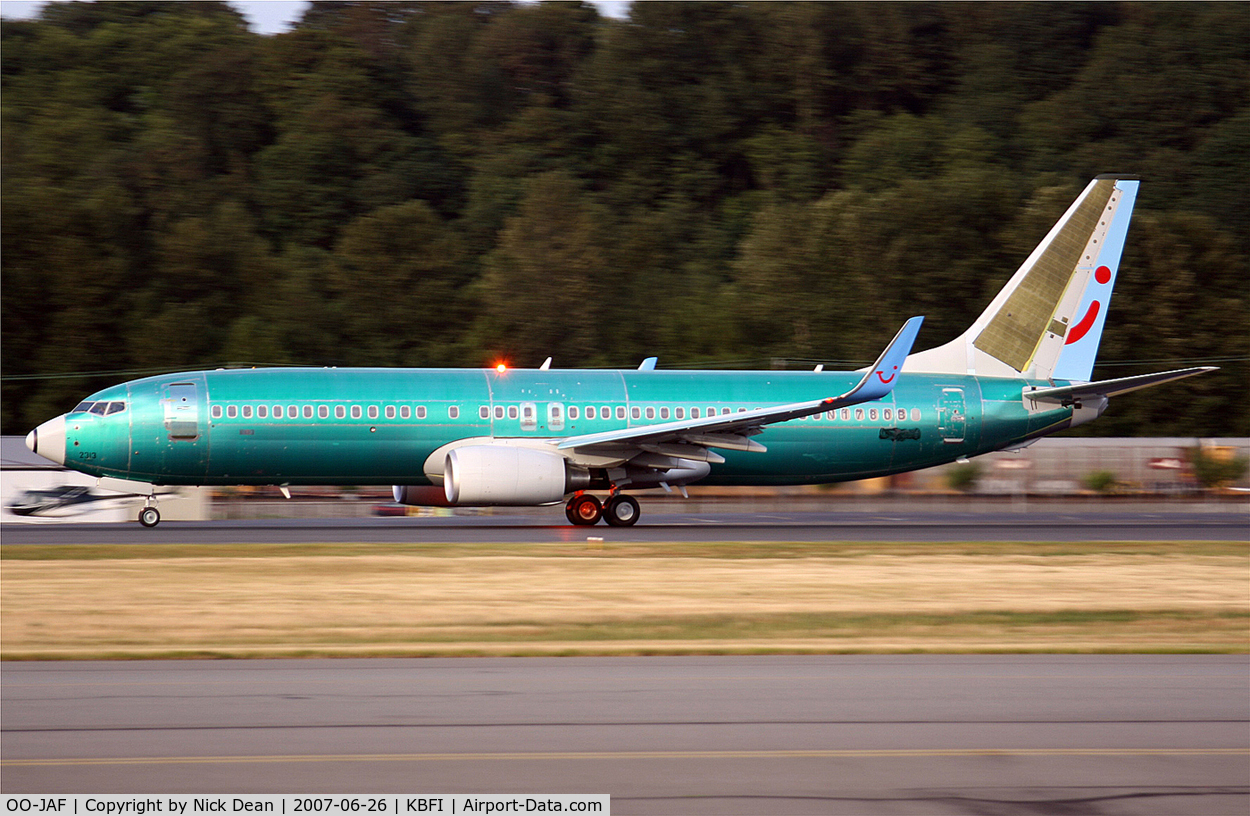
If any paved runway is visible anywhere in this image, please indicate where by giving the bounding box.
[2,656,1247,814]
[3,508,1247,544]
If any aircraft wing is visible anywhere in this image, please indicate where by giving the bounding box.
[1024,366,1217,406]
[558,317,924,457]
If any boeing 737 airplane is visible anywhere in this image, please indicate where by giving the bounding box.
[25,176,1213,527]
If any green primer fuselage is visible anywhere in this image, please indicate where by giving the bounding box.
[63,367,1071,488]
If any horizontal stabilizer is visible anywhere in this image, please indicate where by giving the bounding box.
[1024,367,1217,406]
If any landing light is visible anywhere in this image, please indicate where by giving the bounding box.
[495,363,508,373]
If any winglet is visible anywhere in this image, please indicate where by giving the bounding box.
[638,357,658,371]
[843,316,924,402]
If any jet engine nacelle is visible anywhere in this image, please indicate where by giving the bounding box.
[443,445,590,506]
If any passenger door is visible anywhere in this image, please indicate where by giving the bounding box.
[163,382,201,440]
[153,378,208,481]
[938,388,966,443]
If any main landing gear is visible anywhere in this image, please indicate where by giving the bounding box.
[564,493,641,527]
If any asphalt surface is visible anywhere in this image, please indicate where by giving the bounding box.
[2,656,1247,814]
[2,508,1247,544]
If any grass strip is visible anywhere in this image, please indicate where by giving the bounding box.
[3,540,1246,560]
[3,541,1246,659]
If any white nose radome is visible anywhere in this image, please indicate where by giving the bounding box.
[26,415,67,466]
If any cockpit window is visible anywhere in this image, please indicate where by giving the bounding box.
[73,399,126,415]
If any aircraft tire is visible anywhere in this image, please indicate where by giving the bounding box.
[565,494,602,526]
[603,494,640,527]
[138,507,161,528]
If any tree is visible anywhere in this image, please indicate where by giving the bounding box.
[475,171,607,365]
[253,28,451,248]
[330,200,472,365]
[1088,211,1249,436]
[4,2,1248,439]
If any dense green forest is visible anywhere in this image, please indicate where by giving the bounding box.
[3,1,1247,437]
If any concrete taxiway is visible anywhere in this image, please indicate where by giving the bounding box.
[2,656,1247,814]
[2,506,1247,545]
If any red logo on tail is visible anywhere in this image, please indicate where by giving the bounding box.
[1065,301,1101,345]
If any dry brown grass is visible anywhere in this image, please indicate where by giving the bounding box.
[2,542,1246,658]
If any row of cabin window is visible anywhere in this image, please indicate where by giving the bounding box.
[211,403,925,425]
[816,407,922,423]
[475,405,924,423]
[211,404,429,421]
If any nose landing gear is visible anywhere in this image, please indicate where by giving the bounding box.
[138,493,161,528]
[564,493,641,527]
[138,505,161,527]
